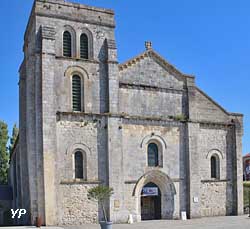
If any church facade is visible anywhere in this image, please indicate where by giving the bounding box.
[9,0,244,226]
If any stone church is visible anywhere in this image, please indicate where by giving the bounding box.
[9,0,244,226]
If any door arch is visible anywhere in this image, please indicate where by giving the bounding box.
[133,170,176,221]
[141,182,161,220]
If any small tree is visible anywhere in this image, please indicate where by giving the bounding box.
[87,186,114,222]
[0,120,9,184]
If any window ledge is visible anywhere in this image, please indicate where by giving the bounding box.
[55,56,100,64]
[60,179,102,185]
[201,179,228,183]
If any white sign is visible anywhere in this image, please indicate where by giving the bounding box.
[142,187,158,196]
[181,211,187,220]
[193,197,199,203]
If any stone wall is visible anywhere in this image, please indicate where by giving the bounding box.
[121,123,185,220]
[119,55,185,118]
[200,181,227,216]
[198,127,228,181]
[60,184,98,225]
[55,114,108,225]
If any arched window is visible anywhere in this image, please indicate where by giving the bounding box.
[75,151,83,179]
[63,31,72,57]
[148,143,159,167]
[211,155,220,179]
[80,33,89,59]
[72,75,82,111]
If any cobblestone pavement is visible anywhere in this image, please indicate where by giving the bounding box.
[3,216,250,229]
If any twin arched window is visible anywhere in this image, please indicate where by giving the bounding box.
[211,155,220,179]
[74,151,87,180]
[63,31,89,59]
[72,75,82,112]
[148,143,159,167]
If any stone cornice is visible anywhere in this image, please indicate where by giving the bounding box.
[197,121,233,129]
[201,179,229,183]
[36,0,114,15]
[55,56,100,64]
[36,12,115,29]
[60,180,102,185]
[229,112,244,117]
[56,111,184,124]
[119,82,184,94]
[56,112,237,129]
[124,178,183,184]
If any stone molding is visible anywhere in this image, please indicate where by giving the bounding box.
[201,179,229,183]
[64,65,90,79]
[206,149,224,160]
[36,12,115,28]
[55,56,99,64]
[60,180,102,185]
[124,178,183,184]
[36,0,114,15]
[119,82,184,94]
[56,112,240,130]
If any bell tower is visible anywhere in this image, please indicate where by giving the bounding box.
[19,0,116,225]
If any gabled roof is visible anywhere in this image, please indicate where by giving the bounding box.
[118,49,195,80]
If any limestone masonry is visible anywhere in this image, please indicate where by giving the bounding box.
[9,0,244,226]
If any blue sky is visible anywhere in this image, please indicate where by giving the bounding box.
[0,0,249,154]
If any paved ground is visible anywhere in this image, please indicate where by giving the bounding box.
[3,215,250,229]
[64,215,250,229]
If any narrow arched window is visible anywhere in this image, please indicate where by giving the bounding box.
[72,75,82,111]
[80,33,88,59]
[63,31,72,57]
[148,143,159,167]
[211,155,220,179]
[75,151,83,179]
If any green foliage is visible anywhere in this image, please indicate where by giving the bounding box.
[244,182,250,208]
[9,124,19,157]
[0,120,9,184]
[244,181,250,188]
[173,114,187,122]
[168,114,187,122]
[88,186,114,222]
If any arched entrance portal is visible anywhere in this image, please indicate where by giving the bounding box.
[141,182,161,220]
[133,170,176,222]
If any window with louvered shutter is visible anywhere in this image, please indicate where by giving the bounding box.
[75,151,83,179]
[80,33,89,59]
[72,75,82,111]
[63,31,72,57]
[148,143,159,167]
